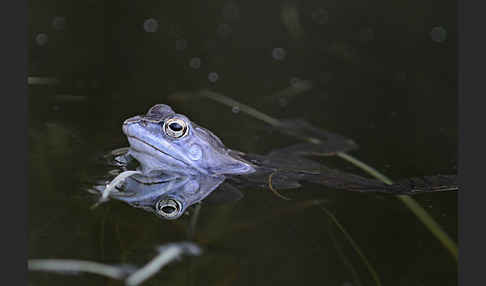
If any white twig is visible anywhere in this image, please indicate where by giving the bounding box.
[28,242,202,285]
[125,242,202,286]
[91,170,141,209]
[28,259,130,280]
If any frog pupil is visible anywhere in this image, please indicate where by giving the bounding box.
[161,206,176,213]
[169,122,183,131]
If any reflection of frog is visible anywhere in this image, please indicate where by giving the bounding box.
[122,104,255,177]
[91,175,227,220]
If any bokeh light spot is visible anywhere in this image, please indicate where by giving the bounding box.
[189,57,201,69]
[35,33,48,46]
[430,26,447,43]
[208,72,219,83]
[272,48,286,61]
[144,18,159,33]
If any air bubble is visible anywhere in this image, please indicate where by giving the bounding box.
[208,72,219,83]
[430,26,447,43]
[189,57,201,69]
[232,106,240,113]
[272,48,286,61]
[35,33,48,46]
[143,18,159,33]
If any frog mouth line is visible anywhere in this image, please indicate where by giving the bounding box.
[126,135,188,167]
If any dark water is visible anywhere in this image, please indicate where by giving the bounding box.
[29,1,457,285]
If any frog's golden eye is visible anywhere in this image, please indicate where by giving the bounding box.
[163,118,188,138]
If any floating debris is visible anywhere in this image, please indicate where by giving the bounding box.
[28,259,133,280]
[126,242,202,286]
[91,170,142,209]
[29,242,202,286]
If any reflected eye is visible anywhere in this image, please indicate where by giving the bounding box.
[163,118,188,138]
[156,198,182,219]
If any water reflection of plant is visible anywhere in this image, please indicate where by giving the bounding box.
[192,89,458,262]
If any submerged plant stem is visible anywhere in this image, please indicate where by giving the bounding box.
[320,206,381,286]
[199,89,282,127]
[268,172,292,200]
[198,90,458,262]
[328,222,363,286]
[336,152,458,262]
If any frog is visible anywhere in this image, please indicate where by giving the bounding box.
[120,104,457,195]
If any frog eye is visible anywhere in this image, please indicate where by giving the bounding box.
[156,198,182,219]
[163,118,188,138]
